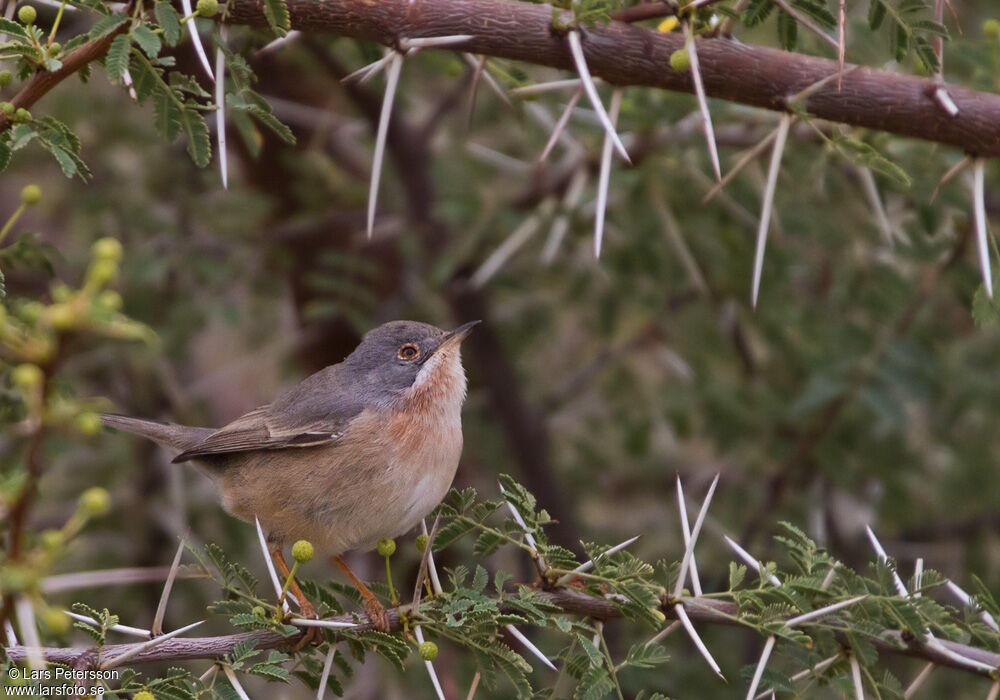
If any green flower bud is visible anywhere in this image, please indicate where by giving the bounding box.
[17,4,36,25]
[376,538,396,557]
[41,529,64,553]
[418,641,438,661]
[97,290,123,311]
[92,237,123,263]
[984,19,1000,39]
[195,0,219,17]
[47,303,76,330]
[88,259,118,286]
[292,539,314,563]
[14,107,31,122]
[21,184,41,205]
[415,534,429,553]
[0,70,12,88]
[252,606,266,617]
[1,101,14,117]
[42,608,70,635]
[48,42,61,57]
[669,48,691,72]
[79,487,111,517]
[12,363,43,390]
[75,412,102,436]
[133,692,156,700]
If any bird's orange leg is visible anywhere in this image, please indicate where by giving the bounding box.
[332,555,391,632]
[269,545,323,650]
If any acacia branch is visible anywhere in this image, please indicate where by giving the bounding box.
[8,589,1000,678]
[224,0,1000,157]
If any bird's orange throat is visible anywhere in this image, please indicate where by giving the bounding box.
[401,343,468,412]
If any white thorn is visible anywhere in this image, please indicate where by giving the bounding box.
[849,653,865,699]
[702,121,785,205]
[864,525,908,597]
[855,166,897,245]
[180,0,214,82]
[499,481,546,569]
[421,519,444,595]
[399,34,474,51]
[676,479,703,596]
[153,535,187,637]
[65,611,151,639]
[684,23,721,182]
[290,618,359,629]
[932,86,959,117]
[643,619,681,648]
[913,558,924,597]
[753,653,841,699]
[471,210,545,288]
[256,515,293,613]
[675,603,726,680]
[461,53,513,108]
[222,664,252,700]
[4,619,18,646]
[784,595,868,627]
[751,112,791,308]
[342,54,391,85]
[415,625,447,700]
[543,168,589,264]
[594,87,623,258]
[15,597,44,669]
[368,52,403,239]
[673,474,719,598]
[539,87,584,163]
[562,535,641,579]
[511,78,585,96]
[946,580,999,632]
[122,68,138,101]
[215,31,228,190]
[100,620,204,669]
[723,535,781,587]
[505,624,557,671]
[745,635,776,700]
[972,158,993,298]
[903,662,934,699]
[317,644,337,700]
[566,30,630,163]
[256,29,301,57]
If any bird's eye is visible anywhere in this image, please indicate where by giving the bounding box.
[398,343,420,361]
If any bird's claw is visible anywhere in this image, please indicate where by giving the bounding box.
[365,597,391,633]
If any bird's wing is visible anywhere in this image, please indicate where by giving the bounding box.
[172,364,367,463]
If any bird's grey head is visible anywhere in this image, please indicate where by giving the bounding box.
[344,320,478,404]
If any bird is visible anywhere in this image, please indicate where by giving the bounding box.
[102,319,478,633]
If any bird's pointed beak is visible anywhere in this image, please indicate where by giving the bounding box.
[438,320,480,350]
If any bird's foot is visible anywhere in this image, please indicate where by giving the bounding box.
[363,595,391,633]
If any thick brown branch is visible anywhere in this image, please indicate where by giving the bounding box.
[224,0,1000,157]
[8,590,999,679]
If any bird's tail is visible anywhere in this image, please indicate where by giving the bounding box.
[101,414,213,453]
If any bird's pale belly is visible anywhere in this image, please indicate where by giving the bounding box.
[212,406,463,555]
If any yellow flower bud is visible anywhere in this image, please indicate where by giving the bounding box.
[133,692,156,700]
[418,641,438,661]
[91,237,123,263]
[88,260,118,286]
[377,538,396,557]
[669,48,691,72]
[79,487,111,517]
[415,534,429,553]
[12,363,43,390]
[657,17,679,33]
[75,412,102,436]
[292,539,314,563]
[47,303,76,331]
[21,184,41,205]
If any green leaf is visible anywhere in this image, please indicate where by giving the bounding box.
[743,0,775,26]
[913,36,939,74]
[155,2,182,46]
[262,0,290,37]
[89,13,129,40]
[104,33,132,83]
[131,25,162,58]
[180,106,211,167]
[971,285,1000,327]
[868,0,887,30]
[891,21,910,62]
[777,10,798,50]
[153,88,183,140]
[0,18,28,39]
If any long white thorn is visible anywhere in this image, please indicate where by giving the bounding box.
[539,87,584,163]
[100,620,204,669]
[4,619,18,646]
[542,168,589,264]
[751,112,791,308]
[461,53,513,108]
[903,662,934,699]
[341,54,391,85]
[291,618,359,629]
[594,87,623,258]
[180,0,214,82]
[723,535,782,586]
[566,30,630,163]
[499,481,546,570]
[152,535,187,637]
[368,52,403,239]
[399,34,474,51]
[675,603,725,681]
[849,653,865,699]
[856,166,896,245]
[421,519,443,594]
[702,122,784,205]
[676,479,703,596]
[561,535,641,580]
[643,620,681,648]
[946,580,999,631]
[673,474,719,598]
[913,558,924,597]
[256,516,292,613]
[65,611,150,638]
[414,626,447,700]
[685,23,721,182]
[215,30,229,190]
[931,156,970,202]
[784,595,868,627]
[864,525,908,597]
[972,158,993,298]
[317,644,337,700]
[745,635,776,700]
[222,664,252,700]
[471,207,547,288]
[512,79,585,96]
[505,624,558,671]
[15,597,44,669]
